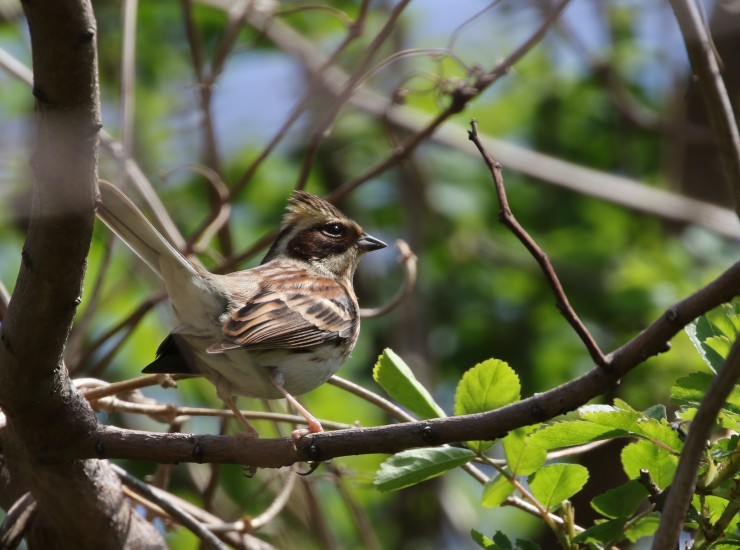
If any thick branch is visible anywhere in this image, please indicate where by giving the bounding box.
[669,0,740,218]
[0,1,162,546]
[56,259,740,466]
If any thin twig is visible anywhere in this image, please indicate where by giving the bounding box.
[468,120,607,367]
[328,375,415,422]
[121,0,138,188]
[196,0,371,241]
[360,240,417,319]
[651,335,740,549]
[293,0,413,191]
[668,0,740,218]
[112,464,227,550]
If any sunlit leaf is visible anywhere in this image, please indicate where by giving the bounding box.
[528,420,625,451]
[373,349,446,419]
[502,427,546,475]
[580,405,683,453]
[624,514,660,543]
[621,440,677,490]
[374,447,475,492]
[481,474,515,508]
[528,464,589,511]
[454,359,520,452]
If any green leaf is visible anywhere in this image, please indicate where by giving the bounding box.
[470,530,512,550]
[528,420,625,451]
[502,427,547,475]
[621,440,678,490]
[705,335,733,359]
[591,480,649,519]
[373,349,446,419]
[686,317,722,373]
[374,447,475,492]
[624,514,660,543]
[454,359,521,415]
[528,464,589,511]
[671,373,740,430]
[580,405,683,454]
[642,404,667,421]
[454,359,521,452]
[572,517,628,545]
[481,474,515,508]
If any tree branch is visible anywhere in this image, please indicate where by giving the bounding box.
[651,335,740,549]
[668,0,740,218]
[0,1,162,546]
[51,258,739,467]
[468,120,606,367]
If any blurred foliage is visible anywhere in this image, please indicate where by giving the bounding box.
[1,0,739,548]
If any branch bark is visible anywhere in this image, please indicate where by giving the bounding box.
[50,258,740,467]
[652,335,740,549]
[0,1,163,546]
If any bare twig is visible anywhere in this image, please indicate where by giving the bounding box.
[668,0,740,218]
[360,240,417,319]
[223,5,740,238]
[651,335,740,549]
[293,0,413,191]
[112,464,227,550]
[468,120,607,367]
[232,0,373,195]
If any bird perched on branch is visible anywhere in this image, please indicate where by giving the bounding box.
[97,181,385,439]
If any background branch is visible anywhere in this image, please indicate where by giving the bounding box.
[668,0,740,218]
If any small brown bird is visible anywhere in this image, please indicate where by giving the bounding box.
[97,181,386,438]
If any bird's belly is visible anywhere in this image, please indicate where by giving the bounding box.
[187,339,346,399]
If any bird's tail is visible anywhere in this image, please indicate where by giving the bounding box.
[97,180,199,280]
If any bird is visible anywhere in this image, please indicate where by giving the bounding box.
[96,180,386,439]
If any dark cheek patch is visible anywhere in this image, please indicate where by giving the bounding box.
[288,229,355,260]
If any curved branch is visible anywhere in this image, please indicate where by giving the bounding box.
[360,240,417,319]
[469,120,606,366]
[669,0,740,218]
[651,336,740,549]
[57,259,740,467]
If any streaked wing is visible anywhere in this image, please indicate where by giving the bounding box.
[208,266,356,353]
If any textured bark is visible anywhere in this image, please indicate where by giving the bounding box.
[0,1,163,547]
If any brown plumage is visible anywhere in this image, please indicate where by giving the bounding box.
[97,182,386,439]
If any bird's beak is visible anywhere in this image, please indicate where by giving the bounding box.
[357,234,386,252]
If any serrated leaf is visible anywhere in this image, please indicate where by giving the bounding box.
[454,359,521,415]
[705,335,733,359]
[374,447,475,492]
[580,405,683,453]
[624,514,660,543]
[454,359,520,452]
[672,372,740,418]
[502,427,546,475]
[572,517,628,545]
[481,474,515,508]
[686,317,722,373]
[642,404,667,420]
[528,420,626,451]
[621,440,677,490]
[373,349,446,419]
[471,530,511,550]
[528,464,589,511]
[591,480,649,519]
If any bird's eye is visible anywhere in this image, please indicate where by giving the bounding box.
[321,223,345,237]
